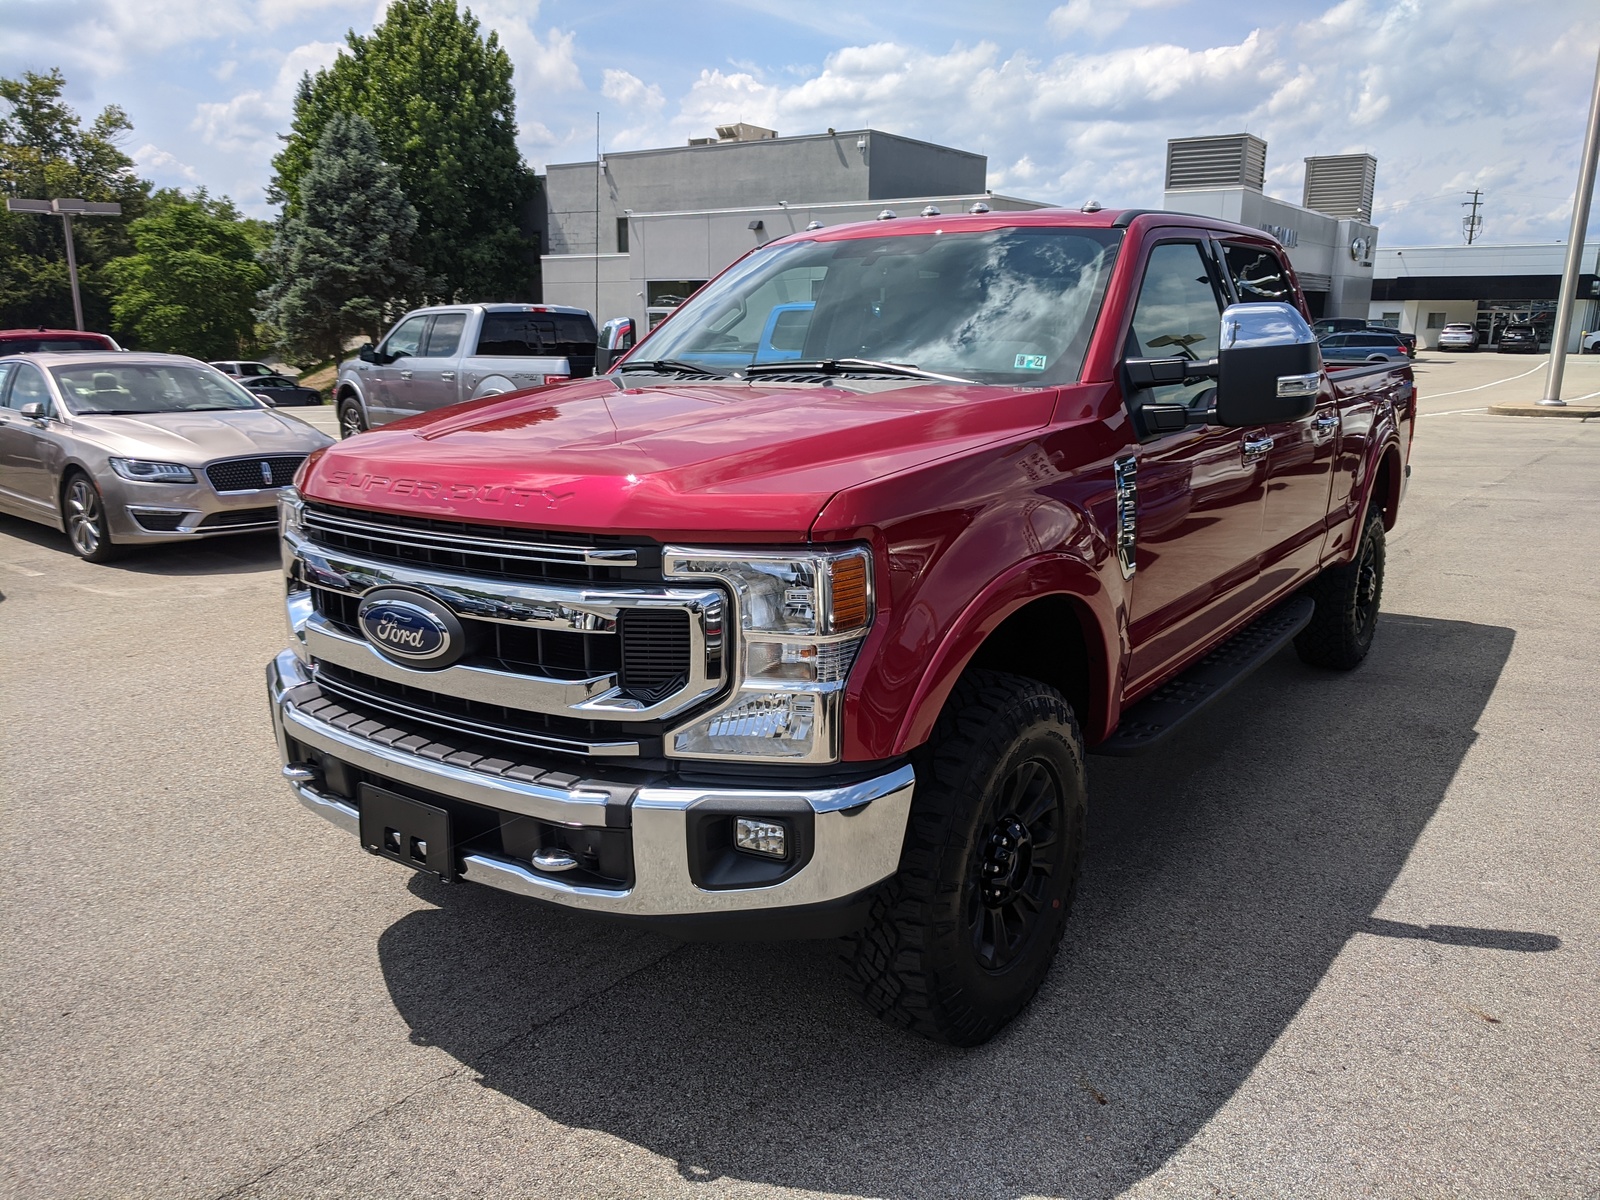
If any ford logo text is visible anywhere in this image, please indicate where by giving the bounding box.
[356,589,466,669]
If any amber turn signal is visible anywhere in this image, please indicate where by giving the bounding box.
[829,555,869,632]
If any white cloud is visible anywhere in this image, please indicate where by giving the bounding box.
[193,40,344,159]
[1047,0,1188,40]
[134,143,201,183]
[602,70,666,112]
[467,2,583,94]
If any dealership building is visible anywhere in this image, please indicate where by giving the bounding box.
[539,125,1043,331]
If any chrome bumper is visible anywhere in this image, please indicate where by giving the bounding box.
[267,649,914,919]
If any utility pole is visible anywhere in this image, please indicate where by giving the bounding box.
[6,197,122,330]
[594,112,601,323]
[1540,43,1600,407]
[1461,189,1483,245]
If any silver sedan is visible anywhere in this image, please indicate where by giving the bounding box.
[0,352,333,562]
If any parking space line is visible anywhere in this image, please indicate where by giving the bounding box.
[1422,363,1547,399]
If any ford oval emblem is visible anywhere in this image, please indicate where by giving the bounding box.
[356,588,466,669]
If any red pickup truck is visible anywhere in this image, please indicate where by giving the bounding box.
[269,208,1413,1045]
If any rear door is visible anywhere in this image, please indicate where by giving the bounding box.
[1123,237,1272,691]
[1220,240,1338,584]
[406,309,469,413]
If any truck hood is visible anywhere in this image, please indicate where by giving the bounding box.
[301,377,1058,539]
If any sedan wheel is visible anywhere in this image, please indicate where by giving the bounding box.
[63,473,122,563]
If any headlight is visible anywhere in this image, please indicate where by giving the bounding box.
[663,546,873,763]
[108,458,196,483]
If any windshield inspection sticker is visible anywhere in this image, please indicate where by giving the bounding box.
[1015,354,1048,370]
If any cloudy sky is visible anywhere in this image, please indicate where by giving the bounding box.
[4,0,1597,247]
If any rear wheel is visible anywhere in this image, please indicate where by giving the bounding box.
[338,395,367,439]
[843,671,1086,1046]
[1295,508,1385,669]
[62,472,121,563]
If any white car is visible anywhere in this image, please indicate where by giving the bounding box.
[1436,323,1479,351]
[1582,331,1600,354]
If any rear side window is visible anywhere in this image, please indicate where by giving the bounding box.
[477,312,598,357]
[1222,244,1293,301]
[422,312,466,357]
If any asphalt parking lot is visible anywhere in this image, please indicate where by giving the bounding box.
[2,360,1597,1198]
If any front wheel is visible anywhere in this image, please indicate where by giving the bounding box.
[1295,508,1385,669]
[62,472,122,563]
[337,396,368,439]
[843,671,1087,1046]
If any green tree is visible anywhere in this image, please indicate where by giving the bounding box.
[104,190,267,358]
[271,0,532,303]
[0,69,150,329]
[260,112,422,364]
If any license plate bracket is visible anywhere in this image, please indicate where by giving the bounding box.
[358,784,454,880]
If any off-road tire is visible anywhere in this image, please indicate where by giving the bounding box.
[338,396,367,439]
[61,471,122,563]
[842,670,1087,1046]
[1295,508,1385,669]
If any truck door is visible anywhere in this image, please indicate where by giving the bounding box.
[368,313,429,426]
[1220,241,1338,583]
[1122,238,1272,691]
[405,310,468,414]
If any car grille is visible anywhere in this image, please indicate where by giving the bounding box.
[301,501,654,585]
[207,456,305,492]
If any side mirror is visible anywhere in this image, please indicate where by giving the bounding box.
[596,317,637,372]
[19,402,48,420]
[1214,302,1321,427]
[358,343,380,364]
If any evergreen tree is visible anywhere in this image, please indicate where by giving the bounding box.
[260,112,422,363]
[270,0,532,303]
[104,190,267,358]
[0,69,149,329]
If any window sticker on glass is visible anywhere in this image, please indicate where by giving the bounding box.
[1015,354,1048,370]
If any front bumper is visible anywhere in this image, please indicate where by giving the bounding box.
[103,473,287,542]
[267,649,915,931]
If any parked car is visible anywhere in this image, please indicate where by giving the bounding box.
[1436,323,1479,351]
[243,373,323,407]
[1,328,121,355]
[1319,330,1412,364]
[271,208,1414,1045]
[1496,325,1541,353]
[1311,318,1415,353]
[335,304,598,438]
[212,359,296,380]
[1582,330,1600,354]
[0,352,331,562]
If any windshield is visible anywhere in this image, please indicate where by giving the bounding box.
[634,226,1122,386]
[51,362,264,414]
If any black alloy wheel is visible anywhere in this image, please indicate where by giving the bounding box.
[844,670,1087,1046]
[1295,507,1385,669]
[338,396,367,439]
[62,472,122,563]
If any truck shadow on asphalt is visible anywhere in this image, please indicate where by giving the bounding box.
[377,613,1525,1199]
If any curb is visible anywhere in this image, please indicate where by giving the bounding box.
[1487,402,1600,419]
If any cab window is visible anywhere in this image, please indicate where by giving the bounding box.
[422,312,466,357]
[1126,241,1225,409]
[382,315,429,359]
[1222,243,1293,302]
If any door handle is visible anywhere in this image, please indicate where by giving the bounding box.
[1312,413,1339,439]
[1242,434,1274,463]
[440,372,454,381]
[399,370,413,380]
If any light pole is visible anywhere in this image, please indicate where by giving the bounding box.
[5,197,123,331]
[1540,44,1600,406]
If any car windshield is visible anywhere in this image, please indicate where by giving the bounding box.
[634,226,1122,386]
[51,362,263,414]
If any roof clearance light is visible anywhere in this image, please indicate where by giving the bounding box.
[876,209,897,220]
[969,202,991,214]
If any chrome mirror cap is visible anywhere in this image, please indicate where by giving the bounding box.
[1222,301,1316,350]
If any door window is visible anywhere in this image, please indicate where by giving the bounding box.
[7,364,51,413]
[422,312,466,357]
[1127,241,1225,408]
[382,315,429,360]
[0,362,15,403]
[1221,243,1292,301]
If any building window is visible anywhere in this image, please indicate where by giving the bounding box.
[646,280,705,309]
[616,217,629,254]
[1426,312,1447,329]
[1379,311,1402,328]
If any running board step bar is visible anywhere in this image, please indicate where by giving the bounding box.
[1094,594,1316,756]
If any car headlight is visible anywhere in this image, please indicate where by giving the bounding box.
[663,546,872,763]
[108,458,196,483]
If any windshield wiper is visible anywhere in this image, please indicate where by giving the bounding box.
[739,358,975,383]
[618,358,727,378]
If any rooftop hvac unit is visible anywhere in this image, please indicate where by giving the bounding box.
[1165,134,1267,191]
[1303,154,1378,220]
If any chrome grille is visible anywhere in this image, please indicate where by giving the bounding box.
[207,455,304,492]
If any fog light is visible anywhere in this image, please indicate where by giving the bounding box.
[734,817,787,859]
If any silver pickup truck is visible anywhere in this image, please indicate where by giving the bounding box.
[334,303,597,438]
